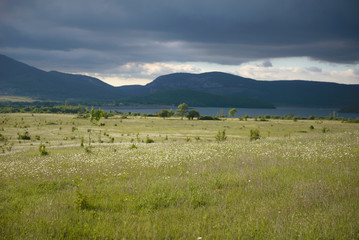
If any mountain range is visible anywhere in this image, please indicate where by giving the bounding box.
[1,54,359,108]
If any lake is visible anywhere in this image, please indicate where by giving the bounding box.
[100,106,359,119]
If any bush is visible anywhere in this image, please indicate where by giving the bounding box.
[250,129,260,141]
[18,131,31,140]
[39,143,48,156]
[307,115,315,120]
[130,144,138,149]
[199,115,219,120]
[146,136,154,144]
[74,179,91,210]
[216,130,227,142]
[0,133,7,141]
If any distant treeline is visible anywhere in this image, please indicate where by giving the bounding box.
[0,104,358,123]
[250,114,359,123]
[0,104,88,114]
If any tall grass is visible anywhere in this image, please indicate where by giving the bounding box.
[0,113,358,239]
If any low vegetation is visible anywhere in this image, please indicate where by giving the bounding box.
[0,112,358,239]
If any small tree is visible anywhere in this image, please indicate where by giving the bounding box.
[229,108,237,117]
[157,109,169,119]
[90,107,104,125]
[88,107,104,147]
[176,103,189,120]
[187,110,200,120]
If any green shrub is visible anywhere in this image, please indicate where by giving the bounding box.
[130,143,138,149]
[74,179,91,210]
[199,115,220,120]
[39,143,48,156]
[308,115,315,120]
[216,130,227,142]
[250,129,260,141]
[18,131,31,140]
[146,136,154,144]
[0,133,7,141]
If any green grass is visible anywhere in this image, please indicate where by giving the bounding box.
[0,113,358,239]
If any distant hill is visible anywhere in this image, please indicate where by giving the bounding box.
[139,72,359,107]
[0,54,118,101]
[1,54,359,108]
[339,104,359,114]
[118,89,274,108]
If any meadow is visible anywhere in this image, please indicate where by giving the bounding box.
[0,113,358,239]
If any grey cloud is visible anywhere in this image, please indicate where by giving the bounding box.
[0,0,358,72]
[261,61,273,68]
[306,67,322,73]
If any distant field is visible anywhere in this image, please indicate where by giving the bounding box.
[0,113,358,239]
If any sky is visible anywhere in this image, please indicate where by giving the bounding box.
[0,0,358,86]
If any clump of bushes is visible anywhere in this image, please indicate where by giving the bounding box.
[18,131,31,140]
[199,115,219,120]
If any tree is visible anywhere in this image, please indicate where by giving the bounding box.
[229,108,237,117]
[187,110,200,120]
[176,103,188,120]
[88,107,104,147]
[157,109,169,119]
[168,108,175,117]
[90,107,104,125]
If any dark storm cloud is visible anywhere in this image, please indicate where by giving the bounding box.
[0,0,358,71]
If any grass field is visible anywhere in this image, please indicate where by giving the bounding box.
[0,113,358,239]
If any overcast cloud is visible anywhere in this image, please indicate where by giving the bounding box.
[0,0,358,85]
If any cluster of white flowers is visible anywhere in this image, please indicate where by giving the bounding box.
[1,130,358,179]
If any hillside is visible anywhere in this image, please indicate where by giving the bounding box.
[141,72,359,107]
[118,89,274,108]
[1,54,359,108]
[0,54,118,101]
